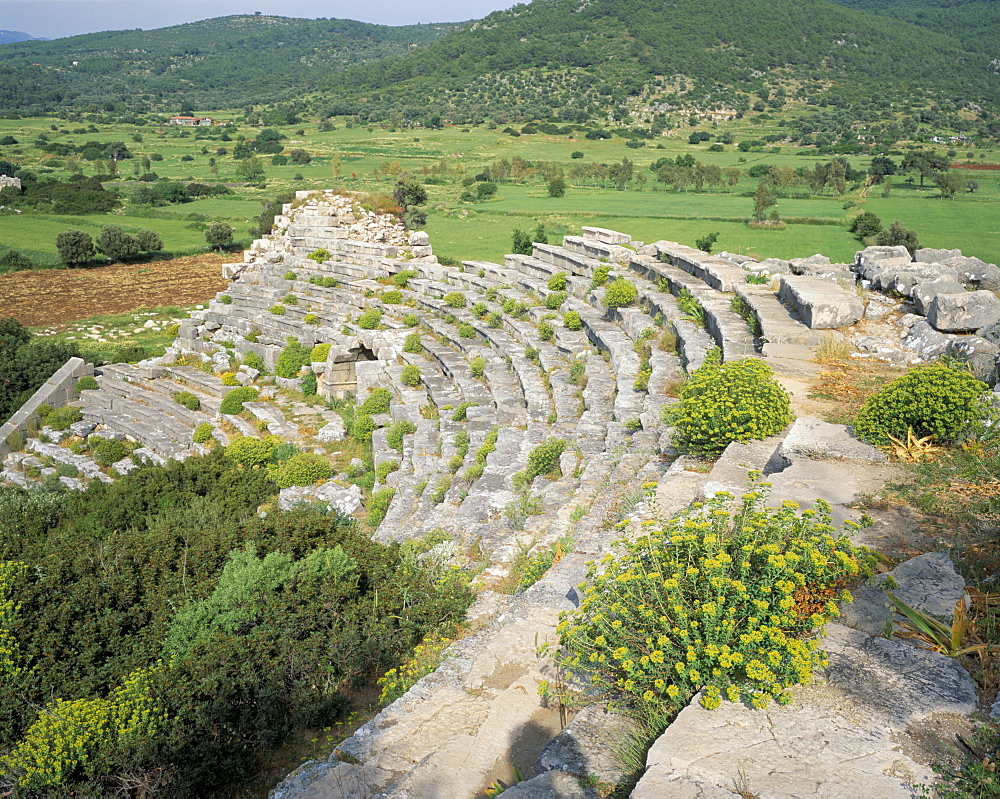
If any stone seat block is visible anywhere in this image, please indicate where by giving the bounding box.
[778,275,863,329]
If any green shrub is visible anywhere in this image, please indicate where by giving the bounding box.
[92,438,130,466]
[381,289,403,304]
[394,269,418,288]
[366,487,395,528]
[242,351,265,372]
[55,462,79,478]
[269,304,286,315]
[603,278,638,308]
[283,270,297,280]
[444,291,467,308]
[275,338,311,378]
[42,406,82,431]
[173,391,201,411]
[245,328,261,343]
[487,311,502,328]
[219,387,259,415]
[306,248,330,262]
[220,294,232,305]
[359,388,391,415]
[469,356,487,378]
[668,355,792,457]
[517,438,567,487]
[451,402,476,422]
[272,452,332,488]
[74,376,99,392]
[309,276,339,288]
[304,313,320,325]
[165,323,180,339]
[220,371,240,386]
[634,369,651,392]
[472,302,489,318]
[283,293,297,305]
[551,485,876,714]
[563,310,583,331]
[462,463,484,482]
[386,420,418,452]
[403,314,420,327]
[853,364,991,447]
[310,343,331,362]
[375,461,400,482]
[351,412,376,444]
[458,323,476,339]
[301,372,317,396]
[524,346,540,364]
[538,321,554,342]
[225,435,273,466]
[545,292,566,310]
[357,309,382,329]
[192,423,214,444]
[590,264,612,288]
[400,365,422,387]
[547,272,568,291]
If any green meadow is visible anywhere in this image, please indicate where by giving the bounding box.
[0,113,997,268]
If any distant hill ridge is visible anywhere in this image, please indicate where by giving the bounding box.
[0,30,48,45]
[0,1,995,119]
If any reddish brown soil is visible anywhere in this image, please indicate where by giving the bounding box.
[0,254,231,327]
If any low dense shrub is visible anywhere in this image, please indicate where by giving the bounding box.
[351,412,376,444]
[471,302,489,318]
[225,435,273,466]
[386,420,418,452]
[219,387,259,415]
[310,343,331,363]
[545,292,566,310]
[275,338,311,378]
[173,391,201,410]
[219,371,240,387]
[165,324,180,339]
[444,291,467,308]
[360,388,393,415]
[381,290,403,304]
[451,402,476,422]
[283,270,297,281]
[590,264,612,288]
[538,321,555,342]
[192,423,214,444]
[268,304,286,315]
[74,376,99,392]
[400,365,422,387]
[603,278,638,308]
[42,406,82,431]
[667,354,792,457]
[563,311,583,331]
[92,438,130,466]
[375,461,400,482]
[306,248,330,262]
[220,295,233,305]
[853,364,991,448]
[242,352,265,373]
[516,438,567,487]
[304,313,320,325]
[403,314,420,327]
[547,272,568,291]
[487,311,502,328]
[301,372,317,396]
[469,356,487,378]
[271,452,332,488]
[549,486,876,715]
[357,309,382,330]
[393,269,418,288]
[283,294,297,305]
[458,323,476,339]
[367,487,396,528]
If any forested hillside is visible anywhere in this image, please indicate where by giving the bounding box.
[0,15,457,114]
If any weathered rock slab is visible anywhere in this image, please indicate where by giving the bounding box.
[778,275,863,329]
[928,290,1000,332]
[778,417,886,464]
[535,706,639,787]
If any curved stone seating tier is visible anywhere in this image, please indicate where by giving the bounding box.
[733,281,826,347]
[529,242,604,278]
[562,233,634,265]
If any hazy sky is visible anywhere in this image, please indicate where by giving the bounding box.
[1,0,518,40]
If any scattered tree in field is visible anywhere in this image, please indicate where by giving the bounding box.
[235,156,265,183]
[876,220,919,254]
[900,150,950,187]
[56,229,94,267]
[205,223,234,251]
[393,175,428,228]
[933,171,968,199]
[96,225,140,262]
[751,179,777,222]
[547,176,566,197]
[695,232,719,253]
[137,229,163,252]
[511,227,532,255]
[849,211,883,241]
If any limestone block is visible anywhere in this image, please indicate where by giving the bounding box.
[501,771,597,798]
[944,255,1000,292]
[778,417,886,463]
[535,705,639,787]
[912,276,966,315]
[582,226,631,246]
[317,417,346,442]
[902,319,953,359]
[778,275,863,329]
[221,262,245,280]
[789,253,831,273]
[408,230,430,246]
[915,247,962,263]
[927,290,1000,332]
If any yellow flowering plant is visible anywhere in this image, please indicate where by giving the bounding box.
[552,479,876,713]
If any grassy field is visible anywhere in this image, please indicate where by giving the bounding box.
[1,112,998,270]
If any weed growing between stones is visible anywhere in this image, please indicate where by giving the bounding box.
[544,481,876,717]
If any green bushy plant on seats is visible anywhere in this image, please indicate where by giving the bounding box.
[173,390,201,411]
[667,353,792,457]
[275,337,311,379]
[92,438,131,466]
[563,311,583,331]
[271,452,332,488]
[443,291,466,308]
[357,309,382,330]
[381,290,403,304]
[547,483,876,716]
[400,365,422,387]
[547,272,568,291]
[192,423,214,444]
[603,278,638,308]
[853,364,991,448]
[219,387,259,415]
[515,438,567,488]
[225,436,274,467]
[366,487,396,528]
[310,343,331,363]
[360,388,393,415]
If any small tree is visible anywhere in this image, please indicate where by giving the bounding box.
[95,225,140,262]
[933,171,968,199]
[695,232,719,253]
[875,220,919,255]
[235,156,265,184]
[848,211,883,241]
[136,229,163,252]
[205,223,234,251]
[751,179,776,222]
[511,228,532,255]
[393,175,428,228]
[0,249,33,273]
[547,177,566,198]
[56,229,94,267]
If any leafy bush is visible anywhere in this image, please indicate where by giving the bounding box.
[301,372,317,396]
[217,370,238,387]
[283,270,297,281]
[444,291,467,308]
[551,486,876,714]
[547,272,568,291]
[377,631,452,704]
[538,321,554,341]
[219,387,259,415]
[192,423,214,444]
[173,390,201,410]
[590,264,612,288]
[283,294,297,305]
[458,323,476,339]
[545,292,566,310]
[487,311,502,328]
[268,304,286,315]
[381,290,403,304]
[304,313,320,325]
[471,302,489,318]
[275,338,311,378]
[451,402,476,422]
[165,324,180,339]
[310,343,331,363]
[54,463,79,478]
[42,405,82,431]
[359,388,392,415]
[366,487,396,528]
[92,438,130,466]
[563,311,583,331]
[242,352,265,373]
[375,461,400,482]
[306,248,330,262]
[357,309,382,329]
[469,356,486,378]
[351,412,376,444]
[400,365,422,387]
[385,420,417,452]
[74,376,98,392]
[667,355,791,457]
[603,278,638,308]
[403,314,419,327]
[225,436,273,466]
[853,365,991,447]
[517,438,567,487]
[393,269,418,288]
[271,452,332,488]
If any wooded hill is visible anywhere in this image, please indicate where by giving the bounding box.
[0,0,996,124]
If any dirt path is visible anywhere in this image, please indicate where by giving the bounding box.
[0,254,231,327]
